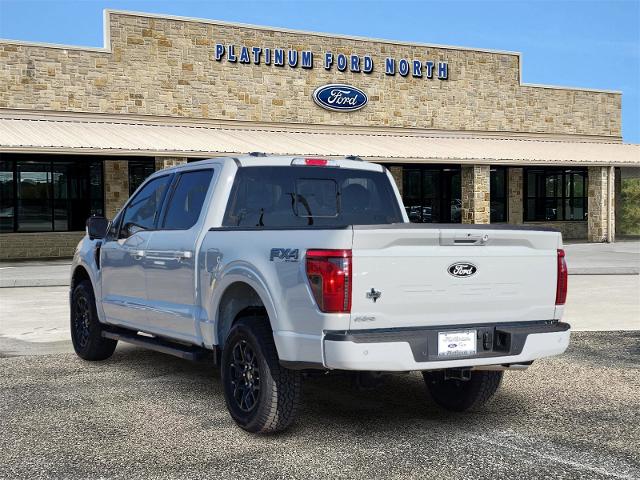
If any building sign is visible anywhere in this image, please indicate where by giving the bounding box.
[214,44,448,80]
[313,84,368,112]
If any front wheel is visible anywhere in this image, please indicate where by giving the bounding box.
[423,370,503,412]
[221,317,302,434]
[70,280,117,361]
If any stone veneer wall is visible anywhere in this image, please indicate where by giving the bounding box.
[155,156,188,171]
[104,160,129,219]
[507,167,524,224]
[0,12,621,137]
[461,165,490,224]
[587,166,614,242]
[0,232,85,260]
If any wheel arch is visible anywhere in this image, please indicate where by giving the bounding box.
[71,264,92,292]
[215,280,275,348]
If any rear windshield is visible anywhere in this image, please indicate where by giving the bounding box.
[222,166,404,228]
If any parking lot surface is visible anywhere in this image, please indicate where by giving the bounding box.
[0,332,638,480]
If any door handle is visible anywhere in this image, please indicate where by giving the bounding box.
[176,251,193,260]
[132,249,145,260]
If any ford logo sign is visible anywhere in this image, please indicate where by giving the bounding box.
[312,84,368,112]
[448,262,478,278]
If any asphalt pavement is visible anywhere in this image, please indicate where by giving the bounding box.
[0,332,638,480]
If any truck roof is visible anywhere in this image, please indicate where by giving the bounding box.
[155,155,386,173]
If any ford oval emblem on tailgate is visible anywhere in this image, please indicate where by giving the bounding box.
[448,262,477,278]
[312,84,368,112]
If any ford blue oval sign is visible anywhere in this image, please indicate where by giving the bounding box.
[312,84,368,112]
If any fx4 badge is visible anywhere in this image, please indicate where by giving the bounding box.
[270,248,299,262]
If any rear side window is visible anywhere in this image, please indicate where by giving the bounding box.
[222,166,403,228]
[162,169,213,230]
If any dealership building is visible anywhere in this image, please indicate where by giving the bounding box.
[0,10,638,259]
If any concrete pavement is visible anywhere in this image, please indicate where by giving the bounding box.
[0,332,638,479]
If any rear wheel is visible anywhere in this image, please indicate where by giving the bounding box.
[423,370,503,412]
[70,280,117,361]
[221,316,302,434]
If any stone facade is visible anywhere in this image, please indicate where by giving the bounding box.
[0,11,621,138]
[388,166,403,196]
[104,160,129,219]
[461,165,490,224]
[587,166,615,242]
[507,167,524,224]
[155,156,188,171]
[0,232,84,260]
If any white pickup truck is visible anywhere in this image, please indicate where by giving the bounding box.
[71,155,570,433]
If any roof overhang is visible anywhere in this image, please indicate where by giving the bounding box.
[0,110,638,167]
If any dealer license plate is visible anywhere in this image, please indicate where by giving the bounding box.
[437,330,477,357]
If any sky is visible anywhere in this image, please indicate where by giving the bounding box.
[0,0,638,142]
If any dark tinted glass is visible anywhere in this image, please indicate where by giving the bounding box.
[120,175,170,237]
[524,168,587,221]
[0,161,14,232]
[129,160,156,195]
[162,169,213,230]
[490,167,507,223]
[17,162,52,232]
[223,166,403,227]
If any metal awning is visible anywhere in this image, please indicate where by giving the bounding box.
[1,112,638,166]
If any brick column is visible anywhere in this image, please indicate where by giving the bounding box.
[507,167,524,224]
[104,160,129,219]
[588,166,615,242]
[155,156,188,171]
[461,165,490,224]
[388,166,403,196]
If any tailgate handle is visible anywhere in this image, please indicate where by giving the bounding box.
[441,233,489,246]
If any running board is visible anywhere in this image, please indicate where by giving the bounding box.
[102,328,213,362]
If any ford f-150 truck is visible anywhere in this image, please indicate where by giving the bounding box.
[71,155,570,433]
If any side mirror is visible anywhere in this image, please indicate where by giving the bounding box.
[86,216,109,240]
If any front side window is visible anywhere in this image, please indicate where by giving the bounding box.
[223,166,403,228]
[162,169,213,230]
[120,175,170,238]
[525,168,587,221]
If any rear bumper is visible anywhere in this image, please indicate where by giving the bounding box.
[323,321,570,371]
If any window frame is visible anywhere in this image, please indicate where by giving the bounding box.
[523,167,588,222]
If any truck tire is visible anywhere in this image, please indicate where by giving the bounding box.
[70,279,117,361]
[221,316,302,434]
[423,370,503,412]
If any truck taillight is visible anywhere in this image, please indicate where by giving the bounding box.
[305,249,352,313]
[556,249,568,305]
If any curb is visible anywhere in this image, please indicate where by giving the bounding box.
[568,267,640,275]
[0,280,70,288]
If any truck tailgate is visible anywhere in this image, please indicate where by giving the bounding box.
[350,225,561,330]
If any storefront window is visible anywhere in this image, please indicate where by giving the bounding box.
[490,167,508,223]
[524,168,587,221]
[0,161,14,232]
[129,160,156,195]
[400,165,461,223]
[0,155,105,232]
